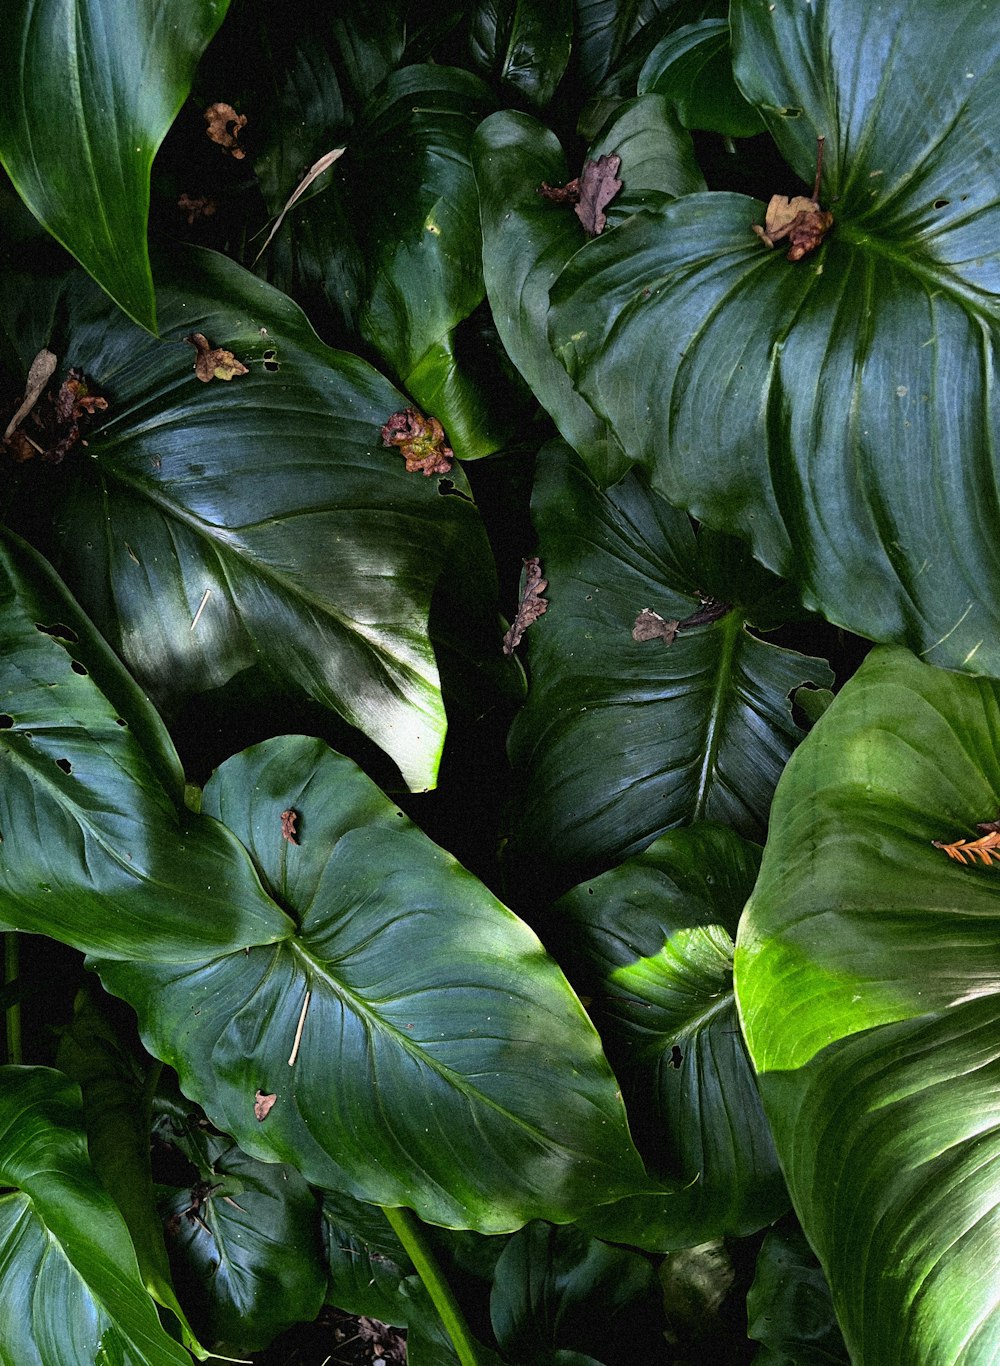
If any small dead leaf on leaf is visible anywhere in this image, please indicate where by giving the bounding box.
[632,608,679,646]
[185,333,250,383]
[204,101,247,158]
[503,557,548,655]
[253,146,346,265]
[752,135,833,261]
[280,808,299,844]
[254,1090,277,1121]
[537,178,581,206]
[575,153,623,237]
[933,829,1000,866]
[380,407,454,476]
[4,349,58,440]
[2,363,108,465]
[177,193,216,226]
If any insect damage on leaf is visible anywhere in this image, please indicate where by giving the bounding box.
[752,136,833,261]
[2,359,108,464]
[254,1090,277,1121]
[280,808,299,844]
[204,101,247,159]
[934,814,1000,865]
[538,152,622,237]
[503,557,549,655]
[632,608,679,645]
[380,407,454,476]
[185,332,250,383]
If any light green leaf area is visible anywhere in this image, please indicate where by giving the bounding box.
[32,246,501,792]
[0,0,230,331]
[0,530,289,960]
[637,18,764,135]
[0,1067,190,1366]
[97,735,646,1233]
[549,0,1000,677]
[468,0,573,107]
[735,647,1000,1364]
[505,445,831,895]
[558,825,785,1250]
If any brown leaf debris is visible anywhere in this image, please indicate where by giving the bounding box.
[503,557,548,655]
[538,178,580,206]
[380,407,454,476]
[933,828,1000,865]
[185,333,250,383]
[2,359,108,465]
[177,193,216,226]
[254,1090,277,1121]
[576,153,622,237]
[752,136,833,261]
[204,102,247,159]
[632,608,679,645]
[281,808,299,844]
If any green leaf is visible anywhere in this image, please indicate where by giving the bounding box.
[19,247,502,792]
[0,0,230,332]
[550,0,1000,678]
[321,1190,415,1323]
[585,92,706,227]
[490,1221,660,1363]
[97,735,647,1232]
[0,529,291,959]
[157,1118,325,1352]
[746,1218,849,1366]
[555,825,786,1250]
[735,646,1000,1364]
[574,0,696,92]
[505,444,832,895]
[0,1066,190,1365]
[468,0,573,107]
[637,19,765,136]
[57,987,209,1359]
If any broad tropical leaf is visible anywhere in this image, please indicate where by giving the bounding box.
[5,246,503,791]
[736,646,1000,1364]
[0,0,230,331]
[468,0,573,107]
[0,529,290,959]
[505,444,831,896]
[97,735,647,1232]
[549,0,1000,677]
[746,1219,849,1366]
[556,825,785,1250]
[0,1067,190,1366]
[637,19,764,136]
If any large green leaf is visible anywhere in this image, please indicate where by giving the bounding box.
[735,646,1000,1363]
[0,529,290,959]
[468,0,573,107]
[549,0,1000,677]
[0,0,229,331]
[637,19,764,136]
[9,246,503,792]
[97,735,647,1232]
[746,1219,849,1366]
[505,444,831,896]
[556,825,785,1250]
[0,1067,190,1366]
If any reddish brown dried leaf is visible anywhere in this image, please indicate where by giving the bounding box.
[281,809,299,844]
[632,608,679,645]
[204,101,247,159]
[932,830,1000,865]
[185,332,250,383]
[380,406,454,476]
[503,557,549,655]
[537,178,581,205]
[177,193,217,226]
[254,1090,277,1121]
[4,349,57,440]
[752,136,833,261]
[575,154,622,237]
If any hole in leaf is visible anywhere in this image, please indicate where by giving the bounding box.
[35,622,79,644]
[262,349,279,372]
[115,717,128,727]
[436,478,474,502]
[55,757,72,774]
[70,660,88,676]
[0,715,12,729]
[933,198,950,209]
[669,1045,683,1069]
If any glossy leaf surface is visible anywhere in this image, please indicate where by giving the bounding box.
[746,1219,849,1366]
[557,825,785,1249]
[468,0,573,107]
[21,248,500,791]
[0,1067,190,1366]
[505,445,831,895]
[98,735,646,1232]
[550,0,1000,676]
[736,647,1000,1363]
[0,0,229,331]
[637,19,764,135]
[0,530,290,959]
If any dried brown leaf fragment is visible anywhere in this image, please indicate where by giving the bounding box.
[503,557,549,655]
[632,608,679,645]
[575,153,622,236]
[380,407,454,476]
[185,332,250,383]
[3,361,108,465]
[537,178,581,206]
[280,809,299,844]
[4,349,57,440]
[204,101,247,158]
[752,136,833,261]
[254,1090,277,1121]
[177,193,216,225]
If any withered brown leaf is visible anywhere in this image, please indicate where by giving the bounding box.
[752,136,833,261]
[177,193,217,226]
[632,608,679,646]
[537,178,581,206]
[932,830,1000,866]
[575,154,622,237]
[254,1090,277,1121]
[3,365,108,465]
[185,333,250,383]
[503,557,548,655]
[280,808,299,844]
[204,101,247,158]
[380,407,454,476]
[4,349,58,441]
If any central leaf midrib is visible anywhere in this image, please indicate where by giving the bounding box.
[692,612,741,822]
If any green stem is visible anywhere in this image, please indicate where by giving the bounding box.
[4,934,20,1065]
[380,1204,484,1366]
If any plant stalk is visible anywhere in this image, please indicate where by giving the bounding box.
[4,934,20,1065]
[380,1204,484,1365]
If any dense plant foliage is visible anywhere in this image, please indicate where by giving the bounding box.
[1,1,998,1362]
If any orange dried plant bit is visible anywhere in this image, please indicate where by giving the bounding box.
[932,830,1000,865]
